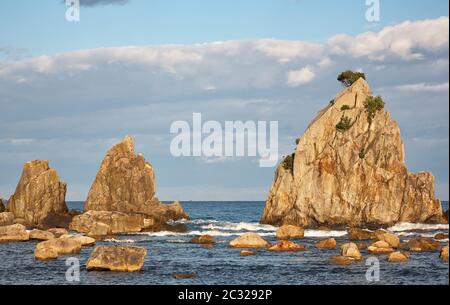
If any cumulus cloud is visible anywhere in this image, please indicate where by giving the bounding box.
[0,17,448,200]
[287,66,315,86]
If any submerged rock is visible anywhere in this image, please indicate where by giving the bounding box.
[0,224,29,242]
[276,225,304,240]
[404,237,440,252]
[330,256,355,266]
[83,136,188,222]
[240,250,258,256]
[387,251,410,263]
[86,246,147,272]
[173,273,197,279]
[7,160,69,227]
[434,233,449,240]
[190,235,215,244]
[261,78,444,227]
[368,241,395,254]
[268,240,307,252]
[315,238,337,249]
[229,233,271,248]
[34,238,82,260]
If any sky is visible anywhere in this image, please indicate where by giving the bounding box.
[0,0,449,201]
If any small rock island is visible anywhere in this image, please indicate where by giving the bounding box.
[261,72,446,228]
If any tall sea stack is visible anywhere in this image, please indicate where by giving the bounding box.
[261,77,444,228]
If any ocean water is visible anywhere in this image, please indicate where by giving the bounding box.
[0,201,448,285]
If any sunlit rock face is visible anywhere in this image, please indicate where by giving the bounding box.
[261,78,443,228]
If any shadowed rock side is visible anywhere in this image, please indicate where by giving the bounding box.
[261,78,444,228]
[0,198,5,213]
[7,160,68,227]
[83,136,188,223]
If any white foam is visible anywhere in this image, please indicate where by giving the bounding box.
[200,222,277,232]
[137,230,275,237]
[304,230,347,238]
[104,238,135,243]
[388,223,449,232]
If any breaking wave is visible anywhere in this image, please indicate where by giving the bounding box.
[387,223,449,232]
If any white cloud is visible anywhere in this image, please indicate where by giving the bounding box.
[394,82,449,93]
[287,66,315,86]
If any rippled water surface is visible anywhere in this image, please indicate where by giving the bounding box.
[0,201,448,285]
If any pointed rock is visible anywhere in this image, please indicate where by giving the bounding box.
[261,78,443,227]
[83,136,188,222]
[7,160,68,227]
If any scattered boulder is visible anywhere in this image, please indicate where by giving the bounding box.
[368,241,395,254]
[240,250,257,256]
[70,210,144,235]
[375,231,400,248]
[229,233,271,248]
[86,246,147,272]
[404,237,440,252]
[0,224,29,242]
[348,228,373,240]
[29,229,55,241]
[315,238,337,249]
[84,136,188,223]
[330,256,355,266]
[268,240,307,252]
[47,228,68,238]
[261,78,444,227]
[341,243,362,260]
[387,251,410,263]
[434,233,449,240]
[439,245,448,262]
[190,235,215,244]
[34,238,82,260]
[7,160,68,227]
[276,225,304,240]
[0,212,15,226]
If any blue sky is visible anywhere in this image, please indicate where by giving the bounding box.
[1,0,448,56]
[0,0,449,201]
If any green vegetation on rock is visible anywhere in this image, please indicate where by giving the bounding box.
[337,70,366,87]
[364,95,385,123]
[336,116,353,132]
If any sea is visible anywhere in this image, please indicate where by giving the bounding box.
[0,201,448,285]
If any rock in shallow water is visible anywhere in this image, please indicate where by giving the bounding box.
[34,238,82,260]
[340,243,362,260]
[229,233,271,248]
[368,240,395,254]
[190,234,215,244]
[29,229,55,241]
[0,224,29,242]
[439,246,448,262]
[403,237,440,252]
[276,225,304,240]
[268,240,307,252]
[387,251,410,263]
[315,238,336,249]
[86,246,147,272]
[261,78,444,227]
[70,210,144,235]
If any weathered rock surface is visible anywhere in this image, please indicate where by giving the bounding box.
[403,237,440,252]
[268,240,307,252]
[348,228,374,240]
[330,255,355,266]
[86,246,146,272]
[315,238,337,249]
[368,240,395,254]
[440,245,448,262]
[229,233,271,248]
[375,231,400,248]
[0,212,15,227]
[190,235,215,244]
[60,234,96,246]
[387,251,410,263]
[34,238,82,260]
[7,160,68,227]
[38,213,72,230]
[276,225,304,240]
[0,198,4,212]
[0,224,29,242]
[83,136,188,222]
[261,78,444,227]
[341,243,362,260]
[70,210,144,235]
[29,229,55,241]
[434,233,449,240]
[47,228,68,238]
